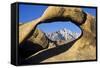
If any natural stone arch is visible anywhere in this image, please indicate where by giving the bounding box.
[19,6,96,62]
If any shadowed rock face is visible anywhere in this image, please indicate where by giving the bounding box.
[19,6,96,63]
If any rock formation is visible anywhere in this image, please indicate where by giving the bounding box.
[19,6,96,63]
[28,28,49,49]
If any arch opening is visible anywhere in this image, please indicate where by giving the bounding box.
[37,21,82,45]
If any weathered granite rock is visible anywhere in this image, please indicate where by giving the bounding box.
[40,6,86,24]
[39,6,96,62]
[19,6,96,63]
[28,28,49,49]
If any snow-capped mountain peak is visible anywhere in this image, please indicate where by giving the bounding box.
[46,28,80,43]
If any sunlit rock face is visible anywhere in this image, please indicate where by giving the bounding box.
[40,7,96,62]
[22,6,96,62]
[40,6,86,24]
[28,28,49,49]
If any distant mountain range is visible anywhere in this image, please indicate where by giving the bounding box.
[46,28,80,44]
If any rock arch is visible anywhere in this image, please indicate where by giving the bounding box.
[19,6,96,62]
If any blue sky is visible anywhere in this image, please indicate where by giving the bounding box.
[19,4,96,33]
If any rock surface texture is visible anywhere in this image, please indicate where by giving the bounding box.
[19,6,96,63]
